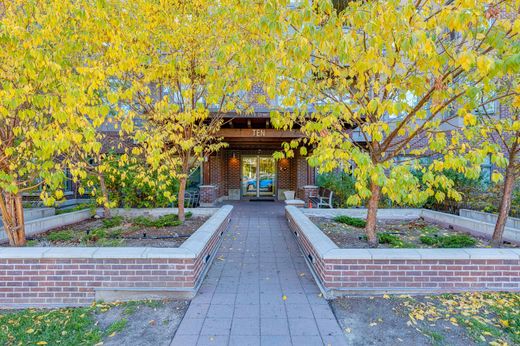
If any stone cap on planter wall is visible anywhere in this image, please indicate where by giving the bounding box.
[0,205,233,260]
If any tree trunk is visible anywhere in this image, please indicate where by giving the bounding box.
[177,177,187,222]
[98,172,111,218]
[0,192,26,247]
[177,157,190,222]
[365,181,381,248]
[492,166,516,246]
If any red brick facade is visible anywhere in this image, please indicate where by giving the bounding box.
[202,149,315,203]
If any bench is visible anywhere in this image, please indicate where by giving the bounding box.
[309,187,333,208]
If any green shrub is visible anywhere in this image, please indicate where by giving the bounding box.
[378,233,403,247]
[420,233,476,248]
[317,172,356,208]
[47,230,74,242]
[102,216,123,228]
[26,240,39,247]
[83,228,107,242]
[419,235,438,246]
[333,215,366,228]
[103,154,179,208]
[438,234,476,248]
[132,213,186,228]
[108,229,123,239]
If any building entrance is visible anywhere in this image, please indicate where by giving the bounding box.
[241,156,276,198]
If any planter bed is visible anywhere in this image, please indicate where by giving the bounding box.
[11,213,209,248]
[0,206,232,308]
[310,216,518,249]
[286,206,520,297]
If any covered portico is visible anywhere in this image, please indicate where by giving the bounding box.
[199,115,317,206]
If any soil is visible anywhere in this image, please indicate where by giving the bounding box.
[15,216,208,248]
[97,299,189,346]
[331,296,476,346]
[310,217,518,249]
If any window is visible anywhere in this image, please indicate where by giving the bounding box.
[64,169,73,193]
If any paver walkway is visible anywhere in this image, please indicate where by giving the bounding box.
[171,202,347,346]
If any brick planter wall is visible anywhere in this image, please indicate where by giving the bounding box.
[0,205,232,307]
[286,206,520,297]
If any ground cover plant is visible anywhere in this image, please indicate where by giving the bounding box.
[311,217,516,249]
[12,213,206,248]
[0,299,188,346]
[331,292,520,346]
[333,215,367,228]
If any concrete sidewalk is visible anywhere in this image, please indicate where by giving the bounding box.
[171,202,346,346]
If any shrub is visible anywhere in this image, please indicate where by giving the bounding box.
[102,216,124,229]
[420,233,476,248]
[104,155,179,208]
[333,215,366,228]
[419,235,438,246]
[378,233,403,247]
[108,229,123,239]
[317,172,356,207]
[47,230,74,242]
[83,228,107,242]
[132,213,187,228]
[438,234,477,248]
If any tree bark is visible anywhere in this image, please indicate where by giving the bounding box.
[177,157,190,222]
[365,181,380,247]
[0,192,26,246]
[492,166,516,246]
[177,177,187,222]
[98,172,111,218]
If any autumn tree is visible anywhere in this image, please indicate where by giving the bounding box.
[469,75,520,245]
[264,0,519,246]
[103,0,265,221]
[0,0,113,246]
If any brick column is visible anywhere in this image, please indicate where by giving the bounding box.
[199,185,217,207]
[302,185,319,207]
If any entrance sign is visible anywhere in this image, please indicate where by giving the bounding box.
[252,129,266,137]
[217,128,303,138]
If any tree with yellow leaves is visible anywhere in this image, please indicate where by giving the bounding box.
[0,1,112,246]
[265,0,519,246]
[103,0,265,221]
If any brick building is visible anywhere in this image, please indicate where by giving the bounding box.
[198,111,317,206]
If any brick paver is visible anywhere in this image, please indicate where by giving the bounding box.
[171,202,346,346]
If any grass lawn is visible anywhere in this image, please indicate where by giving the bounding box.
[0,299,188,346]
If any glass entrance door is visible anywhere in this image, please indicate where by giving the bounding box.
[241,156,276,198]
